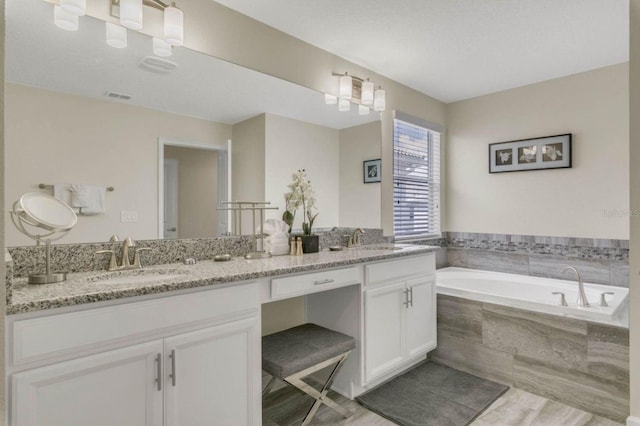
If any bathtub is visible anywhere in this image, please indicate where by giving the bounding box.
[436,267,629,327]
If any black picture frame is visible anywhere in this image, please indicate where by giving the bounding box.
[363,159,381,183]
[489,133,572,173]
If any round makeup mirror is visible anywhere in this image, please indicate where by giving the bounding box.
[10,192,78,284]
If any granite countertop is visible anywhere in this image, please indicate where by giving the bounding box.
[8,244,438,315]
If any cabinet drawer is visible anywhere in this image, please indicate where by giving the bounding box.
[11,282,259,368]
[271,267,360,299]
[366,254,435,286]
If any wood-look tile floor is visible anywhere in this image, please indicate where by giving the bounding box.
[263,382,624,426]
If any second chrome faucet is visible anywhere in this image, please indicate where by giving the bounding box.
[97,237,151,271]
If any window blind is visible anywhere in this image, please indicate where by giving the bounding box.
[393,114,441,240]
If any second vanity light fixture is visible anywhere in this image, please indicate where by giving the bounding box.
[52,0,184,57]
[325,73,386,115]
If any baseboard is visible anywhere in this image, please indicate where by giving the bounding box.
[627,416,640,426]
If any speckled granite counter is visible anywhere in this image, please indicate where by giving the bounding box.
[7,244,437,315]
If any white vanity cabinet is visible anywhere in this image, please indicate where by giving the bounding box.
[363,254,436,384]
[8,283,261,426]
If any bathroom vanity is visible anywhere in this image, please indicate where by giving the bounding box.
[5,245,437,426]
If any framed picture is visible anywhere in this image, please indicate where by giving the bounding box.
[489,134,572,173]
[363,159,381,183]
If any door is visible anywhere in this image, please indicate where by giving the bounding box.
[405,276,437,358]
[364,282,406,382]
[164,316,260,426]
[12,340,163,426]
[164,158,179,239]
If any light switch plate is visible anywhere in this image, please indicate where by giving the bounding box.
[120,210,138,223]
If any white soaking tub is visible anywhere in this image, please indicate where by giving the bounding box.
[436,267,629,327]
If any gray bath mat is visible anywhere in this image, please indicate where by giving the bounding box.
[356,362,508,426]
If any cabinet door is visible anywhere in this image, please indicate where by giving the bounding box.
[405,276,437,359]
[364,282,406,382]
[12,340,163,426]
[164,316,260,426]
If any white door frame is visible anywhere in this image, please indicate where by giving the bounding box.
[158,137,231,239]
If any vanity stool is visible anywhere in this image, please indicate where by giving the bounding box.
[262,323,355,425]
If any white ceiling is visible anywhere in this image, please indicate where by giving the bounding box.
[214,0,629,103]
[5,0,379,129]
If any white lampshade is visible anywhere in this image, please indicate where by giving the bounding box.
[338,98,351,112]
[106,22,128,48]
[153,37,172,57]
[120,0,143,30]
[339,74,352,100]
[164,6,184,46]
[54,6,78,31]
[361,80,374,106]
[358,104,370,115]
[324,94,338,105]
[60,0,86,16]
[374,87,386,111]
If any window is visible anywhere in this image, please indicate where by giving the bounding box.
[393,112,441,240]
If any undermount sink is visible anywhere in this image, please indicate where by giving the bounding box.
[86,268,190,285]
[355,245,404,251]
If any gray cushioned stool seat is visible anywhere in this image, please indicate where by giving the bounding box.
[262,323,356,379]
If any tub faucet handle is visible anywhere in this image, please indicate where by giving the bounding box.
[600,292,614,307]
[552,292,568,306]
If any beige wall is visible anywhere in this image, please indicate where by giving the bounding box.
[339,121,382,228]
[446,64,629,239]
[629,1,639,420]
[4,84,231,246]
[164,146,219,239]
[264,114,340,230]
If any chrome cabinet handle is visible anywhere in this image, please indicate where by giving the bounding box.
[155,353,162,391]
[552,292,568,306]
[403,288,409,308]
[408,287,414,307]
[314,278,335,286]
[600,292,615,307]
[169,349,176,387]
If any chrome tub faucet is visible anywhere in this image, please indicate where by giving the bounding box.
[561,266,590,307]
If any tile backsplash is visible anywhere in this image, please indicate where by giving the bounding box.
[413,232,629,287]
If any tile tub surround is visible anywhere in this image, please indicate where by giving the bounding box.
[6,243,436,315]
[432,294,630,423]
[414,232,629,286]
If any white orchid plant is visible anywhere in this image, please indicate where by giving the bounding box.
[282,169,318,235]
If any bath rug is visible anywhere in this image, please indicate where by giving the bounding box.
[356,362,509,426]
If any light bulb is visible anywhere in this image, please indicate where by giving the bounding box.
[359,105,370,115]
[54,6,78,31]
[324,94,338,105]
[60,0,86,16]
[153,37,172,57]
[338,98,350,112]
[362,79,374,106]
[106,22,127,48]
[374,87,386,112]
[120,0,143,30]
[339,74,352,100]
[164,6,184,46]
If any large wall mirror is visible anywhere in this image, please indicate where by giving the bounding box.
[5,0,382,246]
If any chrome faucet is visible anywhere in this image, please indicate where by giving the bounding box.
[349,228,365,247]
[97,237,151,271]
[561,266,590,307]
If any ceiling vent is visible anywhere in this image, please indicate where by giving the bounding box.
[138,56,178,74]
[103,91,132,100]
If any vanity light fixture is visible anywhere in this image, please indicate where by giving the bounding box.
[361,79,374,106]
[374,86,386,112]
[59,0,86,16]
[338,98,351,112]
[106,22,128,48]
[163,4,184,46]
[328,72,386,113]
[119,0,143,30]
[339,73,353,100]
[54,5,79,31]
[111,0,184,46]
[153,37,172,57]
